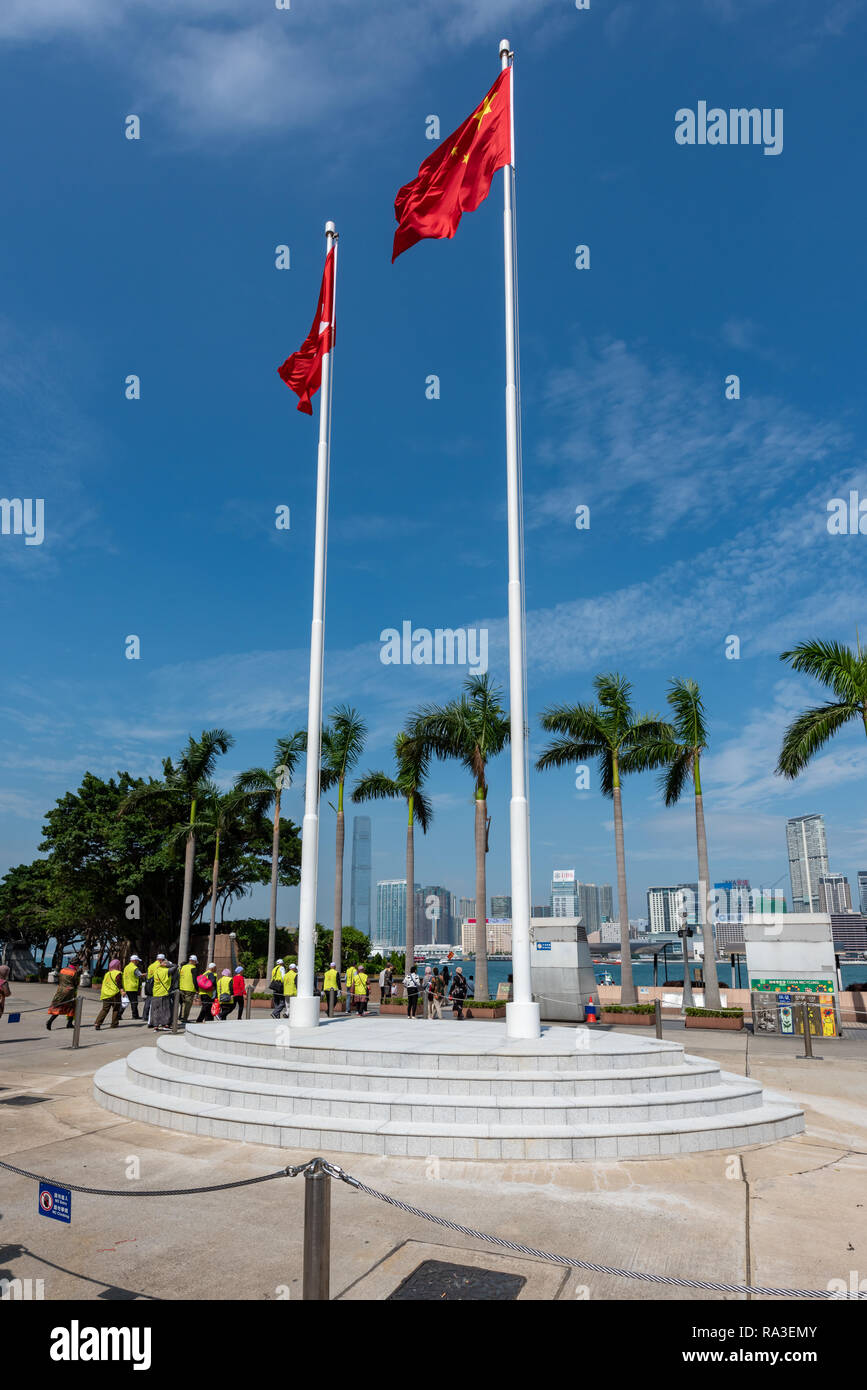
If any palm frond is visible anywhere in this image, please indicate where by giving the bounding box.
[412,789,433,833]
[776,700,858,779]
[780,639,867,703]
[351,771,402,804]
[666,677,708,749]
[660,748,693,806]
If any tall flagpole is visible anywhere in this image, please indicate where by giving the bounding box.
[292,219,338,1030]
[500,41,541,1041]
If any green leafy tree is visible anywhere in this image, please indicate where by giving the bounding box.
[409,674,509,1002]
[320,707,367,971]
[777,637,867,778]
[235,731,307,980]
[120,729,234,961]
[352,732,432,976]
[537,674,670,1006]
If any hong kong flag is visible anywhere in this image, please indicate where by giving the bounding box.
[392,68,512,261]
[277,247,336,414]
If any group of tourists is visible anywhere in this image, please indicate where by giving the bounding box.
[43,953,250,1033]
[402,964,471,1020]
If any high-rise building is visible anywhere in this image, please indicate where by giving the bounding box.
[551,869,578,917]
[857,871,867,916]
[458,896,476,921]
[598,884,613,921]
[818,873,852,914]
[532,904,553,918]
[375,880,420,951]
[490,895,512,918]
[576,883,600,934]
[461,918,512,955]
[646,884,699,934]
[419,885,454,945]
[786,814,829,913]
[349,816,372,936]
[714,880,751,919]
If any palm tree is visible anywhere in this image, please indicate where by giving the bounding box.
[235,732,307,980]
[657,678,721,1009]
[191,784,270,963]
[320,706,367,972]
[409,674,509,1002]
[778,637,867,781]
[352,733,432,973]
[536,674,670,1006]
[121,728,234,962]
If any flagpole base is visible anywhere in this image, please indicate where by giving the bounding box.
[289,997,320,1030]
[506,1000,541,1040]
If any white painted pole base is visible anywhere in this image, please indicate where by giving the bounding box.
[506,1000,541,1040]
[289,996,321,1030]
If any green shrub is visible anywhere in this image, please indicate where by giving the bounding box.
[601,1003,656,1014]
[685,1007,744,1018]
[466,999,504,1008]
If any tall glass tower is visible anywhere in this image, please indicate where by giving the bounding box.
[786,814,828,913]
[349,816,372,937]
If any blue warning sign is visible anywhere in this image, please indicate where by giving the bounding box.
[38,1183,71,1223]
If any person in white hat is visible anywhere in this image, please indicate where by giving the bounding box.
[143,952,167,1028]
[270,958,286,1018]
[195,962,218,1023]
[178,953,200,1022]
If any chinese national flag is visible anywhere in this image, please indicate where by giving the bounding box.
[277,247,336,414]
[392,68,511,261]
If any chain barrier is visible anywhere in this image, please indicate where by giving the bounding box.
[0,1156,288,1197]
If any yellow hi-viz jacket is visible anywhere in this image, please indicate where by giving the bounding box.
[123,962,141,993]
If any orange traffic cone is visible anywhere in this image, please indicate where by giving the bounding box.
[584,995,598,1024]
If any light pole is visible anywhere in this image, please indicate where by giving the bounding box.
[678,909,695,1010]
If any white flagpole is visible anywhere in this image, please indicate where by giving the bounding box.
[500,41,541,1041]
[292,219,338,1030]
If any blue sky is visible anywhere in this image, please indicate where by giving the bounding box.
[1,0,866,923]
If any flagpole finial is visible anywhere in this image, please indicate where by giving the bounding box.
[499,38,511,57]
[325,220,336,236]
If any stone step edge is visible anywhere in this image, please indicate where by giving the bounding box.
[129,1050,761,1114]
[155,1036,719,1088]
[95,1059,797,1139]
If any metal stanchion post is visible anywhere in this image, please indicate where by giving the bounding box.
[71,995,84,1049]
[654,998,662,1039]
[245,985,253,1019]
[170,992,181,1034]
[797,1002,822,1060]
[302,1160,331,1300]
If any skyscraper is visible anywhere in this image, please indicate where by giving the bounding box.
[551,870,578,916]
[576,883,600,935]
[419,885,455,945]
[818,873,852,914]
[858,871,867,916]
[490,894,512,918]
[646,884,699,933]
[786,814,829,912]
[458,896,476,920]
[349,816,372,937]
[598,884,613,921]
[375,880,420,952]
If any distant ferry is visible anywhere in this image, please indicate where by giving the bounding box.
[414,946,466,963]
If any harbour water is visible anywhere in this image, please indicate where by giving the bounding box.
[415,955,867,997]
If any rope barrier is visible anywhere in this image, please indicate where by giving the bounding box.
[0,1156,287,1197]
[286,1157,867,1301]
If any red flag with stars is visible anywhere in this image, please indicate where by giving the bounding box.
[392,68,511,261]
[277,247,336,414]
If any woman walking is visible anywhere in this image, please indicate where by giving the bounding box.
[429,967,444,1021]
[449,966,468,1020]
[231,966,246,1019]
[353,965,370,1016]
[46,957,81,1031]
[94,959,124,1030]
[421,965,433,1019]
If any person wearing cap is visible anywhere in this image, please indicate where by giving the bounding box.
[178,954,199,1022]
[122,955,143,1019]
[150,957,174,1031]
[231,965,247,1020]
[270,958,285,1019]
[323,961,340,1018]
[195,962,218,1022]
[143,952,166,1028]
[216,968,234,1020]
[281,961,298,1018]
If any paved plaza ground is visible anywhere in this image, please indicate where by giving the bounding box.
[1,983,866,1301]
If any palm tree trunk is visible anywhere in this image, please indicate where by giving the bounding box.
[178,822,196,964]
[333,780,345,972]
[612,781,635,1005]
[694,771,721,1009]
[474,792,489,1001]
[267,793,281,981]
[207,831,220,964]
[405,794,415,976]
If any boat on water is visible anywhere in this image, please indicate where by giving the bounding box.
[414,946,466,963]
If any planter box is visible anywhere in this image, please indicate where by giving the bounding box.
[600,1010,654,1026]
[379,1002,409,1016]
[685,1014,744,1031]
[465,1006,507,1021]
